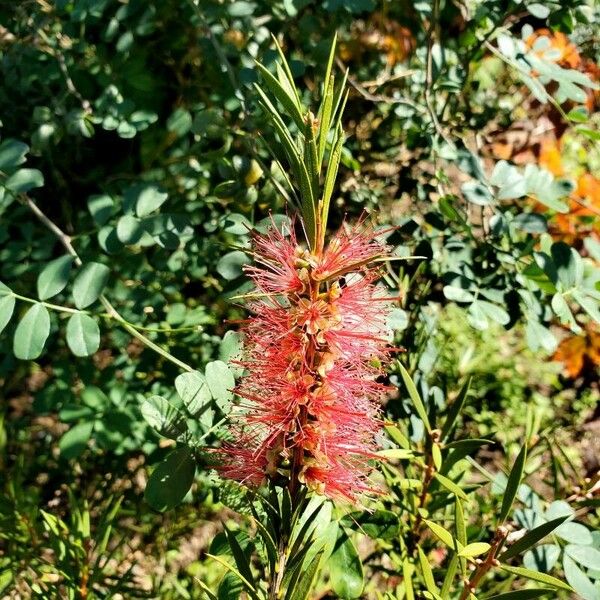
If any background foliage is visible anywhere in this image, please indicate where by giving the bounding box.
[0,0,598,598]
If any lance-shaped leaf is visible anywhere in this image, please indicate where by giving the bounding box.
[255,85,316,246]
[424,519,463,551]
[223,526,256,591]
[304,114,319,203]
[255,62,304,129]
[434,473,469,500]
[499,443,528,524]
[398,363,432,433]
[206,553,261,600]
[317,33,338,166]
[271,34,301,107]
[499,565,573,591]
[285,550,323,600]
[487,591,554,599]
[321,124,344,236]
[418,546,442,599]
[499,515,570,561]
[441,377,471,441]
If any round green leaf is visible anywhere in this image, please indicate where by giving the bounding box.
[0,292,15,335]
[205,360,235,411]
[5,168,44,193]
[37,255,74,300]
[72,262,110,309]
[13,303,51,360]
[563,555,600,600]
[66,313,100,357]
[329,529,364,599]
[87,194,114,226]
[135,185,168,218]
[116,215,146,245]
[59,421,94,460]
[0,139,28,170]
[141,395,186,439]
[175,371,213,426]
[554,521,593,545]
[216,250,251,280]
[144,446,195,512]
[565,545,600,570]
[461,181,493,206]
[523,544,561,573]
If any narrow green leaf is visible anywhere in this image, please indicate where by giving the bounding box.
[499,515,570,561]
[37,255,74,300]
[423,519,462,551]
[321,124,344,236]
[13,303,51,360]
[253,518,277,574]
[434,473,469,500]
[499,565,573,591]
[318,75,334,166]
[499,444,528,524]
[256,62,304,128]
[458,543,491,558]
[194,578,218,600]
[206,554,261,600]
[254,84,316,245]
[487,591,554,599]
[271,34,301,106]
[66,313,100,357]
[304,114,319,203]
[455,499,467,575]
[0,293,15,335]
[377,448,414,460]
[440,554,459,597]
[72,262,110,309]
[224,526,256,590]
[287,550,323,600]
[384,423,410,449]
[144,446,195,512]
[403,559,415,600]
[441,377,471,441]
[418,546,439,595]
[398,363,432,432]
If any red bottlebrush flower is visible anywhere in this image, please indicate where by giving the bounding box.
[220,220,394,503]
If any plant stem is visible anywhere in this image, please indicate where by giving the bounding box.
[458,526,508,600]
[20,194,194,373]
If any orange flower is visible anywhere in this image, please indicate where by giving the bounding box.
[554,325,600,378]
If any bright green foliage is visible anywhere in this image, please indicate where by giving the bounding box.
[0,0,598,598]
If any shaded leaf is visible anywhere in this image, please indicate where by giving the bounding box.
[66,313,100,357]
[13,303,51,360]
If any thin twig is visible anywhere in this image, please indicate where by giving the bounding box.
[424,0,454,146]
[20,195,194,372]
[335,57,423,111]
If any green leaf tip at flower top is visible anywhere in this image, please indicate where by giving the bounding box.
[254,33,349,253]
